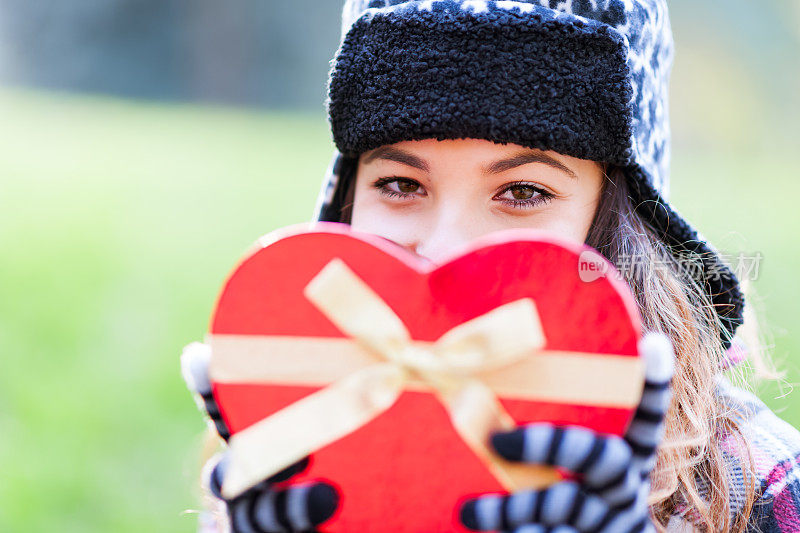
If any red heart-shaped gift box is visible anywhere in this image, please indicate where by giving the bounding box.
[207,222,643,532]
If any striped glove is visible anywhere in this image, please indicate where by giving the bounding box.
[459,332,675,533]
[182,342,340,533]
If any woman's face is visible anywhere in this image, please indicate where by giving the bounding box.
[350,138,606,264]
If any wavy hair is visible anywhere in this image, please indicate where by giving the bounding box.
[586,164,780,531]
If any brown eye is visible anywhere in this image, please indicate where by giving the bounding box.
[494,181,554,209]
[373,177,427,199]
[509,185,535,200]
[396,180,419,193]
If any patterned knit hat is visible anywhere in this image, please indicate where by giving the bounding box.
[312,0,744,349]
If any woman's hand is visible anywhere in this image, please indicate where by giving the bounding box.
[459,332,675,533]
[181,342,340,532]
[202,452,338,532]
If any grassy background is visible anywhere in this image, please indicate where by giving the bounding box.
[1,88,798,531]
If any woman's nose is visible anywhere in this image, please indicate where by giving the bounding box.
[377,233,463,267]
[374,235,432,265]
[413,218,477,265]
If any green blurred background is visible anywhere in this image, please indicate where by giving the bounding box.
[0,1,798,531]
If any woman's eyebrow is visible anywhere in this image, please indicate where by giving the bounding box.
[361,146,430,172]
[484,150,577,178]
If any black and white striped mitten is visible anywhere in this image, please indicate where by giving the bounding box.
[182,342,232,441]
[204,452,339,533]
[459,332,675,533]
[182,342,340,533]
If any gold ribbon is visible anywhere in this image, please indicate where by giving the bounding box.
[216,258,637,498]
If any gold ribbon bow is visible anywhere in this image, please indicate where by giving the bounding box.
[211,258,643,498]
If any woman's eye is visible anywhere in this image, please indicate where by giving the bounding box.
[395,180,420,193]
[373,177,426,199]
[508,185,535,200]
[495,182,554,209]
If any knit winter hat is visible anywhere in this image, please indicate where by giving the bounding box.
[312,0,744,349]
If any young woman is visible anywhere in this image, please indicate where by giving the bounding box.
[183,1,800,531]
